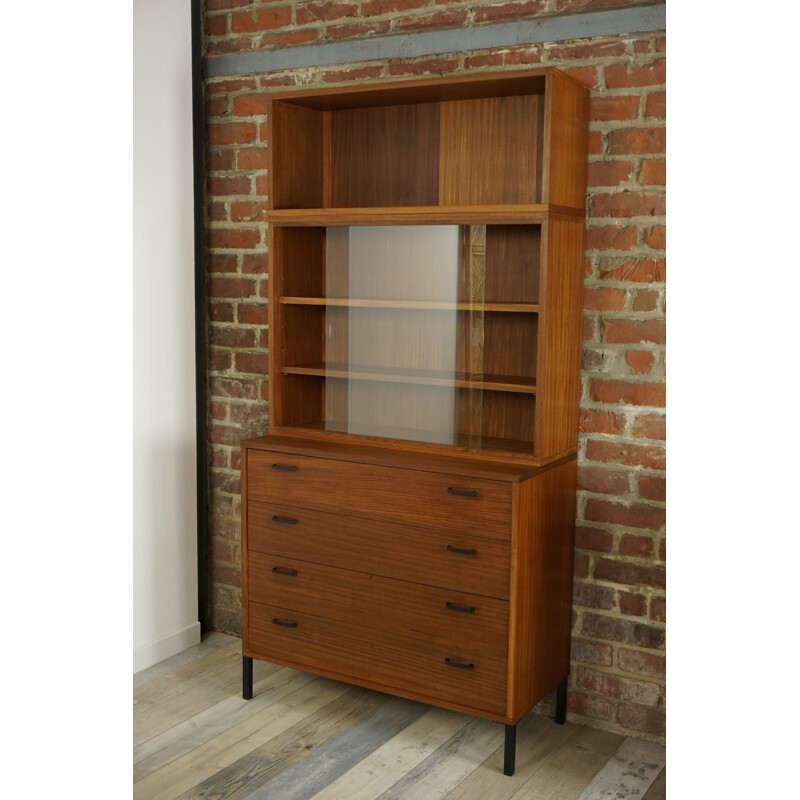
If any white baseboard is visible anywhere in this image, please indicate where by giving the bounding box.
[133,621,202,673]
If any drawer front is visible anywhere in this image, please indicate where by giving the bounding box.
[248,601,507,716]
[247,450,511,538]
[249,552,508,655]
[247,500,510,600]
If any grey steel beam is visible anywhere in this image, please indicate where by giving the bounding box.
[203,3,666,80]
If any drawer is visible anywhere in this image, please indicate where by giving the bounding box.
[248,552,508,655]
[247,450,511,539]
[247,500,510,600]
[247,601,508,716]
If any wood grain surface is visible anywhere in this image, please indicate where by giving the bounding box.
[247,499,511,599]
[248,551,509,653]
[246,447,513,538]
[248,600,509,716]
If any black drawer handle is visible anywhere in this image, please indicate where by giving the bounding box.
[271,515,298,525]
[271,463,298,472]
[271,567,298,577]
[272,618,298,628]
[447,487,478,497]
[446,601,476,614]
[447,545,478,556]
[445,657,475,670]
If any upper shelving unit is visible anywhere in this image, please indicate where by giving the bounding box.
[264,68,590,465]
[266,68,589,215]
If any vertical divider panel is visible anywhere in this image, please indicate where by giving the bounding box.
[267,221,282,427]
[322,110,333,209]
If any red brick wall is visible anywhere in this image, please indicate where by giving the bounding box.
[205,0,662,55]
[202,0,666,741]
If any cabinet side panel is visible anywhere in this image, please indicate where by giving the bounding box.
[439,95,540,206]
[543,72,589,209]
[508,459,576,718]
[536,217,585,460]
[267,223,281,430]
[241,443,251,653]
[270,101,323,209]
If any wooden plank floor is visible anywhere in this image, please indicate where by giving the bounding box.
[134,634,665,800]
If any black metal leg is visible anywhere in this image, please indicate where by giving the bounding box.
[503,723,517,776]
[243,655,253,700]
[555,678,567,724]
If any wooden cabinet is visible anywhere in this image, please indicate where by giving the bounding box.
[242,437,576,722]
[240,68,589,775]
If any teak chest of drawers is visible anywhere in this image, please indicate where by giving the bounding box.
[241,436,576,774]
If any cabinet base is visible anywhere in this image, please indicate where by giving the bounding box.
[243,655,253,700]
[504,723,517,776]
[503,678,567,776]
[242,658,568,778]
[555,677,567,725]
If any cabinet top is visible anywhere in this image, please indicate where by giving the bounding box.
[242,435,575,482]
[262,66,589,111]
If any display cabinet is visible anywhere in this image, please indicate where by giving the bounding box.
[239,67,589,775]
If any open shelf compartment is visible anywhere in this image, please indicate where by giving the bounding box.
[267,68,588,213]
[272,224,541,455]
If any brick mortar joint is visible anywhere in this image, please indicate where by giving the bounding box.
[589,116,664,128]
[579,442,666,455]
[580,371,665,383]
[579,463,665,477]
[581,282,665,294]
[575,570,664,586]
[575,544,665,562]
[577,463,667,479]
[586,578,666,598]
[586,217,666,226]
[575,660,666,683]
[577,401,666,414]
[579,607,666,628]
[587,154,665,163]
[577,487,666,506]
[582,313,666,324]
[583,268,666,276]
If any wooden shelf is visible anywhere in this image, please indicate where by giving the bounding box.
[268,205,582,227]
[280,297,540,313]
[281,362,537,394]
[286,420,536,456]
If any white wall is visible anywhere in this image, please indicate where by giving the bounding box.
[133,0,200,672]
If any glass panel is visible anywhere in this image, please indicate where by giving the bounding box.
[324,225,485,448]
